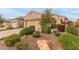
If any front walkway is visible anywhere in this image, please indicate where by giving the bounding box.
[40,33,63,50]
[37,40,51,50]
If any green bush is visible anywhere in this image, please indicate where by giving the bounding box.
[68,21,73,26]
[29,26,35,31]
[41,26,51,34]
[15,41,28,50]
[4,34,20,46]
[19,26,35,36]
[53,31,61,37]
[59,34,79,50]
[66,25,78,36]
[32,31,40,38]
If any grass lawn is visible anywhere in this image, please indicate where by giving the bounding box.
[59,33,79,50]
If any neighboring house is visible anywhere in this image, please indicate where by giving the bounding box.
[3,21,12,29]
[10,17,24,28]
[24,11,68,31]
[52,14,68,24]
[74,20,79,27]
[2,17,24,29]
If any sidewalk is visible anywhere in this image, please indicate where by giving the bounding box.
[37,40,51,50]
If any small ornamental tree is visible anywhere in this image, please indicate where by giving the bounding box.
[66,25,78,36]
[41,9,54,33]
[68,21,73,26]
[66,21,78,36]
[41,9,52,26]
[0,15,4,27]
[0,15,4,24]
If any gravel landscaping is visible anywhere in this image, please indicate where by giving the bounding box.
[0,33,63,50]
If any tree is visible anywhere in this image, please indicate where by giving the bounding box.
[0,15,4,25]
[40,9,53,33]
[41,9,52,27]
[0,15,4,28]
[68,21,73,26]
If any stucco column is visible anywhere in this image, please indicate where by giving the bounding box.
[24,20,27,28]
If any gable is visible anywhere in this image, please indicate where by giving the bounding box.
[25,11,41,20]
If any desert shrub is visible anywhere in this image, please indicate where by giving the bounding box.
[19,26,35,36]
[19,27,27,36]
[41,26,51,34]
[68,21,73,26]
[56,24,65,32]
[4,34,20,46]
[53,31,61,37]
[29,26,35,31]
[32,31,40,38]
[59,34,79,50]
[66,25,78,36]
[15,41,28,50]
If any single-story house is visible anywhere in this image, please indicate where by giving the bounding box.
[52,14,68,24]
[3,17,24,29]
[24,11,68,31]
[10,17,24,28]
[74,19,79,27]
[3,20,12,29]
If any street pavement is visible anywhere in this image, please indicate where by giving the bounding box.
[0,28,23,39]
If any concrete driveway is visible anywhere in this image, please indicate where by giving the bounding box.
[0,28,23,39]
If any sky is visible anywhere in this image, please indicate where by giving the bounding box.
[0,8,79,21]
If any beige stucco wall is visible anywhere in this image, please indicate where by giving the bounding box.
[24,20,27,28]
[3,22,12,29]
[24,11,41,31]
[11,21,17,28]
[17,20,24,28]
[53,15,62,24]
[11,20,24,28]
[52,15,68,24]
[26,20,41,31]
[25,11,41,20]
